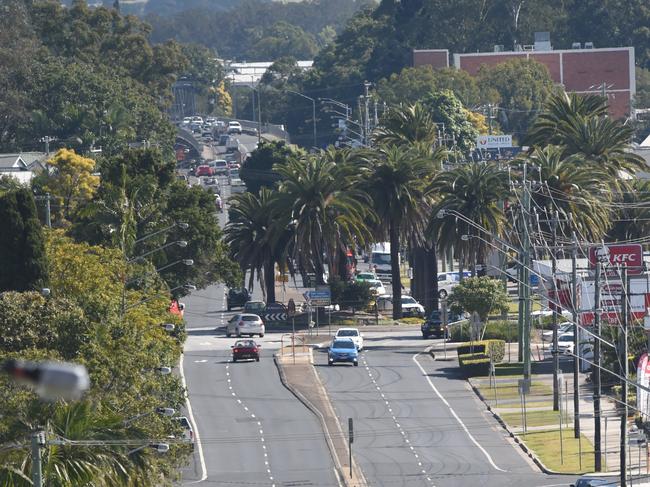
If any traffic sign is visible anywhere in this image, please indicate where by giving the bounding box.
[305,289,331,306]
[287,298,296,317]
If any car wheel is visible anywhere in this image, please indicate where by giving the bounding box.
[422,334,428,339]
[232,357,237,363]
[260,333,264,337]
[236,329,241,337]
[439,289,448,298]
[353,361,359,367]
[328,361,333,366]
[226,332,231,338]
[255,357,260,362]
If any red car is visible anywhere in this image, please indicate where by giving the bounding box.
[195,165,213,177]
[231,340,261,362]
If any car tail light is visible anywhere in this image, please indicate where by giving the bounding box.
[233,348,239,353]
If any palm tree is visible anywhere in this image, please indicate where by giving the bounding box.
[607,179,650,242]
[361,145,436,319]
[516,145,612,242]
[0,401,154,486]
[372,103,444,313]
[430,162,510,280]
[274,151,374,285]
[224,188,288,302]
[527,91,644,180]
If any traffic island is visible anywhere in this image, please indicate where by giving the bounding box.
[274,353,367,487]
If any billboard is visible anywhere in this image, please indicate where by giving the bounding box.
[476,135,512,148]
[580,277,650,325]
[588,244,643,276]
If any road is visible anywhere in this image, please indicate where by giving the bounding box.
[316,331,575,487]
[180,135,339,486]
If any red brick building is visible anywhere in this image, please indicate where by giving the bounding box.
[414,45,636,119]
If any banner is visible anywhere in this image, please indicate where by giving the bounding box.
[638,353,650,418]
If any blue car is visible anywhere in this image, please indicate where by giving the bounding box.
[328,338,359,366]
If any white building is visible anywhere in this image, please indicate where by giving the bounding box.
[0,153,47,185]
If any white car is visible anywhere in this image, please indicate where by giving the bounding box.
[542,322,574,341]
[400,296,426,318]
[335,328,363,351]
[227,121,242,134]
[226,313,265,338]
[367,279,386,296]
[556,332,575,355]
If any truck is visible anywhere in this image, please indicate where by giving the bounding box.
[369,242,395,282]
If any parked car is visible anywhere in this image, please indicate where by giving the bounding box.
[328,338,359,366]
[227,314,265,338]
[231,339,261,362]
[571,473,623,486]
[195,165,213,177]
[226,288,250,311]
[367,279,386,296]
[556,332,575,354]
[437,272,469,298]
[542,322,574,341]
[421,309,464,339]
[400,296,426,317]
[227,121,242,134]
[244,301,266,314]
[334,328,363,351]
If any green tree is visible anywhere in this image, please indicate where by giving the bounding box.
[240,140,304,194]
[477,58,555,138]
[376,66,481,108]
[361,145,435,318]
[608,180,650,242]
[0,189,49,293]
[431,163,509,276]
[448,276,509,322]
[250,22,319,60]
[421,90,479,153]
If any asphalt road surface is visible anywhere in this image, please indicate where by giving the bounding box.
[180,135,338,486]
[316,331,576,487]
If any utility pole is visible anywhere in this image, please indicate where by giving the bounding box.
[363,81,371,145]
[593,261,603,471]
[31,431,44,487]
[620,266,629,487]
[572,232,581,438]
[373,98,379,127]
[521,163,532,382]
[551,215,560,411]
[357,96,364,145]
[256,87,262,144]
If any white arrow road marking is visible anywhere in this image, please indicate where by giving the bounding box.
[194,360,208,363]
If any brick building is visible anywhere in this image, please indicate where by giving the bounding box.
[413,38,636,119]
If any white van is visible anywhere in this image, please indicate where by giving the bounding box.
[369,242,394,281]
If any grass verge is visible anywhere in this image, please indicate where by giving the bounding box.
[520,429,596,473]
[476,380,553,401]
[500,410,569,429]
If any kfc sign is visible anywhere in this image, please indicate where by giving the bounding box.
[588,244,643,275]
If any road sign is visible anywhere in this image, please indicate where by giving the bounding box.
[287,298,296,317]
[348,418,354,443]
[588,244,643,275]
[306,289,331,306]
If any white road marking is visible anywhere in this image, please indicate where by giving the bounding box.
[179,355,207,484]
[413,353,507,473]
[194,359,208,363]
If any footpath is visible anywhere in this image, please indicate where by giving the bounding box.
[432,341,642,476]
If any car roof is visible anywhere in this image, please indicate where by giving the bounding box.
[337,327,359,332]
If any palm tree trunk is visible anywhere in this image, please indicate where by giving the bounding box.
[424,244,438,314]
[264,260,276,303]
[389,223,402,320]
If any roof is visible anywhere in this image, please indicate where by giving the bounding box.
[0,154,28,170]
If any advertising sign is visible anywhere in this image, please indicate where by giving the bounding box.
[476,134,513,149]
[588,244,643,276]
[580,277,650,325]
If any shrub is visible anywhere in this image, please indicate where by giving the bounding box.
[456,339,505,363]
[450,320,518,342]
[457,353,491,376]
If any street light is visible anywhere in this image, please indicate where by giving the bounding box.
[134,222,189,245]
[287,90,317,149]
[128,241,188,264]
[128,442,170,455]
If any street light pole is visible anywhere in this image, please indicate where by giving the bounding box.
[287,90,317,148]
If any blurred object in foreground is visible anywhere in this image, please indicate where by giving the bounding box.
[2,359,90,401]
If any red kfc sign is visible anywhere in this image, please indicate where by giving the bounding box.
[589,244,643,275]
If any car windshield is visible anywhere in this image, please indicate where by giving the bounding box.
[337,330,358,337]
[332,340,356,349]
[215,160,227,167]
[242,315,258,321]
[235,341,255,348]
[357,273,373,279]
[230,170,239,178]
[371,253,391,264]
[559,335,573,342]
[402,297,416,304]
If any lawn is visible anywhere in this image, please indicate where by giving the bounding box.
[500,410,569,429]
[520,429,596,473]
[477,380,553,401]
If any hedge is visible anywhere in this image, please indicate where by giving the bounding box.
[457,353,491,376]
[456,340,505,363]
[450,320,519,342]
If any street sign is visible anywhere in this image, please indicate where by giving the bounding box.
[588,244,643,275]
[306,289,331,306]
[476,134,513,149]
[348,418,354,444]
[287,298,296,317]
[518,378,531,395]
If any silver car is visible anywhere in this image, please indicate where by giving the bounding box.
[227,313,265,338]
